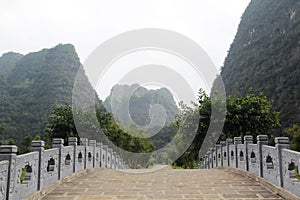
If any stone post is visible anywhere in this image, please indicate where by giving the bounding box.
[205,151,210,169]
[234,137,242,168]
[96,142,102,167]
[52,138,64,180]
[89,140,96,168]
[220,141,226,166]
[107,148,112,169]
[68,137,77,173]
[118,155,122,169]
[244,135,253,171]
[112,152,117,169]
[215,145,220,167]
[275,137,289,187]
[210,148,214,168]
[205,155,209,169]
[119,157,123,169]
[31,140,45,190]
[257,135,268,177]
[80,138,88,169]
[0,145,17,199]
[207,148,213,169]
[226,139,233,166]
[80,138,88,146]
[102,145,108,168]
[116,155,120,169]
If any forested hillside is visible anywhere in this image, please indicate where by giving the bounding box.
[0,52,23,78]
[0,44,155,160]
[220,0,300,130]
[0,44,87,142]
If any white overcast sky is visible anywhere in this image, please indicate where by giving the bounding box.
[0,0,251,100]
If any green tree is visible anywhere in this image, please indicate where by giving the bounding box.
[5,138,16,145]
[223,89,280,141]
[285,125,300,151]
[19,135,33,154]
[18,135,41,154]
[96,109,154,153]
[173,88,280,169]
[44,105,79,146]
[219,0,300,132]
[172,98,202,169]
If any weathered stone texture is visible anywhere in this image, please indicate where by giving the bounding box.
[0,138,126,199]
[200,135,300,198]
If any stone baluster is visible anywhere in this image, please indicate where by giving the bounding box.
[68,137,77,173]
[275,137,289,187]
[108,148,113,169]
[220,141,226,166]
[0,145,17,199]
[244,135,253,171]
[31,140,45,190]
[120,158,124,169]
[226,139,233,166]
[113,152,117,169]
[234,137,242,168]
[80,138,88,169]
[215,145,220,167]
[89,140,96,168]
[116,154,120,169]
[118,155,122,169]
[52,138,64,180]
[102,145,108,168]
[96,142,102,167]
[205,155,209,169]
[210,148,214,168]
[257,135,268,177]
[208,150,212,169]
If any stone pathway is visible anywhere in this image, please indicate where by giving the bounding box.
[42,166,284,200]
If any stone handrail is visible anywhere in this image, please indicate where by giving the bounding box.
[199,135,300,197]
[0,137,128,200]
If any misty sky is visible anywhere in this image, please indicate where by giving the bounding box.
[0,0,251,100]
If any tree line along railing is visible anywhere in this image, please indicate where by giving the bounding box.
[199,135,300,197]
[0,137,128,200]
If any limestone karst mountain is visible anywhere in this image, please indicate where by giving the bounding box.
[0,44,99,142]
[219,0,300,130]
[103,84,179,134]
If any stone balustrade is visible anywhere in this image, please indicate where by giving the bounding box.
[199,135,300,197]
[0,137,128,200]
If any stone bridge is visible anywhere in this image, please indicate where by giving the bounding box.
[0,136,299,200]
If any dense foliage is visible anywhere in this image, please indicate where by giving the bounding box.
[173,89,280,169]
[44,104,154,154]
[44,105,79,146]
[285,124,300,151]
[222,89,280,141]
[220,0,300,131]
[0,44,82,143]
[95,106,155,153]
[0,52,23,78]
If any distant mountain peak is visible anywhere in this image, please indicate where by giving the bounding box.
[104,84,179,132]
